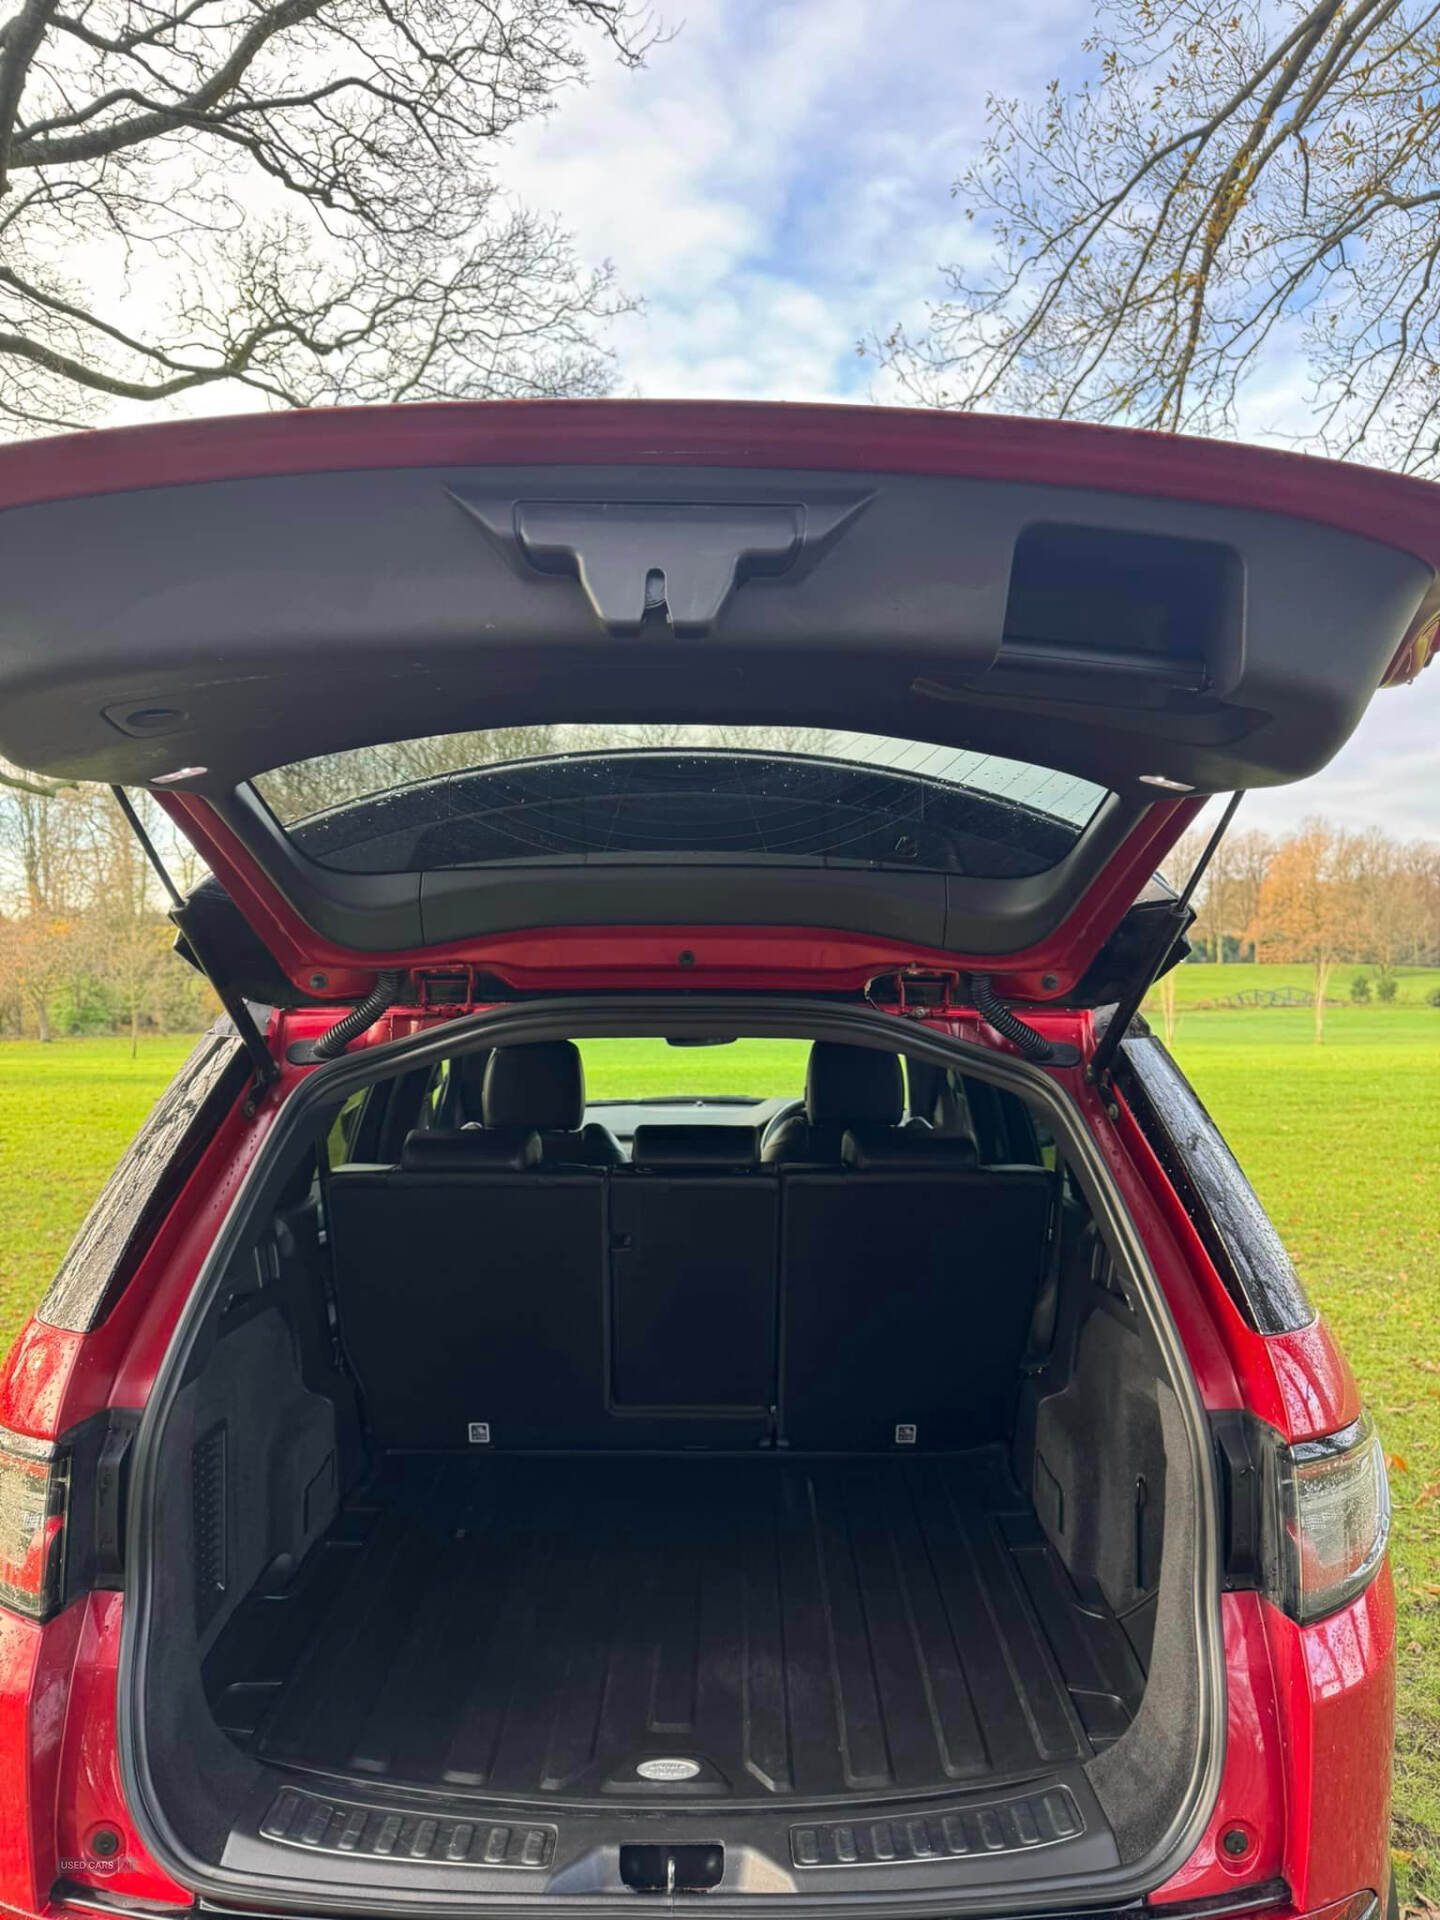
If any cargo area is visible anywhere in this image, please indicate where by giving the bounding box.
[128,1033,1210,1908]
[208,1449,1144,1807]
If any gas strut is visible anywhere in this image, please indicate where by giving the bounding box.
[110,787,279,1095]
[1088,790,1246,1089]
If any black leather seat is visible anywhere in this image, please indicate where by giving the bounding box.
[326,1128,610,1449]
[608,1125,776,1441]
[780,1132,1055,1450]
[481,1040,624,1167]
[761,1041,906,1165]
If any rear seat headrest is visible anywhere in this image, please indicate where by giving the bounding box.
[401,1127,541,1172]
[806,1042,903,1126]
[483,1041,586,1131]
[630,1123,761,1170]
[841,1125,979,1171]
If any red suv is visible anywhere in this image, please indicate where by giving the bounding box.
[0,401,1426,1920]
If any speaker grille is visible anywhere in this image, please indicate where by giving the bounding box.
[192,1420,228,1630]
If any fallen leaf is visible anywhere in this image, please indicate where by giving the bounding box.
[1387,1452,1411,1473]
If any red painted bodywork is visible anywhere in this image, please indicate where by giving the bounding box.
[0,992,1395,1917]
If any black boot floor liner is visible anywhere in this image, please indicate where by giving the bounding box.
[211,1448,1145,1806]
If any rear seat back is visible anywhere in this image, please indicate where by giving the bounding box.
[329,1095,1055,1457]
[327,1133,609,1450]
[780,1135,1055,1451]
[608,1125,777,1445]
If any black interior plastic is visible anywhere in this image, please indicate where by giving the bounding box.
[206,1450,1144,1803]
[0,463,1427,798]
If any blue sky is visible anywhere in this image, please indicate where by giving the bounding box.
[499,0,1440,841]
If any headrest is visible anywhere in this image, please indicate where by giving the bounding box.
[805,1042,904,1127]
[452,1049,492,1122]
[401,1127,541,1172]
[841,1125,980,1171]
[483,1041,585,1131]
[630,1124,762,1169]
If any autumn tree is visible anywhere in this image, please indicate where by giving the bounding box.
[0,909,77,1038]
[875,0,1440,472]
[0,0,648,430]
[1223,830,1277,962]
[1158,821,1276,962]
[1246,821,1356,1040]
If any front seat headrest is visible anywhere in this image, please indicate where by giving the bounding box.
[805,1042,904,1127]
[483,1041,586,1131]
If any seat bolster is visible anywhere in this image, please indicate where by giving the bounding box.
[578,1121,627,1166]
[760,1113,812,1164]
[532,1124,623,1168]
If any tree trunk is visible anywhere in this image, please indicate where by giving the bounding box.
[26,984,52,1043]
[1313,956,1333,1044]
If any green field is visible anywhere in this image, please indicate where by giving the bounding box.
[1159,960,1440,1008]
[0,991,1436,1902]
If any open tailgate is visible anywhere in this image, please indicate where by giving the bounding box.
[0,401,1433,999]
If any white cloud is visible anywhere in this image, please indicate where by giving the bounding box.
[503,0,1082,405]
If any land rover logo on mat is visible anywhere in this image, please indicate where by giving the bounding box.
[636,1758,701,1781]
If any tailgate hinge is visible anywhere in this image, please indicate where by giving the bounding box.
[866,967,965,1017]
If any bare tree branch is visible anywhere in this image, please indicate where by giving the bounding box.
[872,0,1440,472]
[0,0,655,427]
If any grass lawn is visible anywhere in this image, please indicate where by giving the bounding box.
[1163,959,1440,1008]
[0,1036,200,1340]
[0,999,1436,1902]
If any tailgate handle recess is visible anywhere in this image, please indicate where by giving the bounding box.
[453,491,871,637]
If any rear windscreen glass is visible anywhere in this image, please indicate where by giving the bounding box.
[252,727,1108,878]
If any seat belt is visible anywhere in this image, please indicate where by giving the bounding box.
[1022,1174,1069,1372]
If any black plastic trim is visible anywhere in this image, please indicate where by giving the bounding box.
[1114,1032,1315,1335]
[208,783,1147,965]
[1208,1410,1279,1593]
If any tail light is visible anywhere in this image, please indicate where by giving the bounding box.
[1275,1412,1391,1624]
[0,1426,70,1622]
